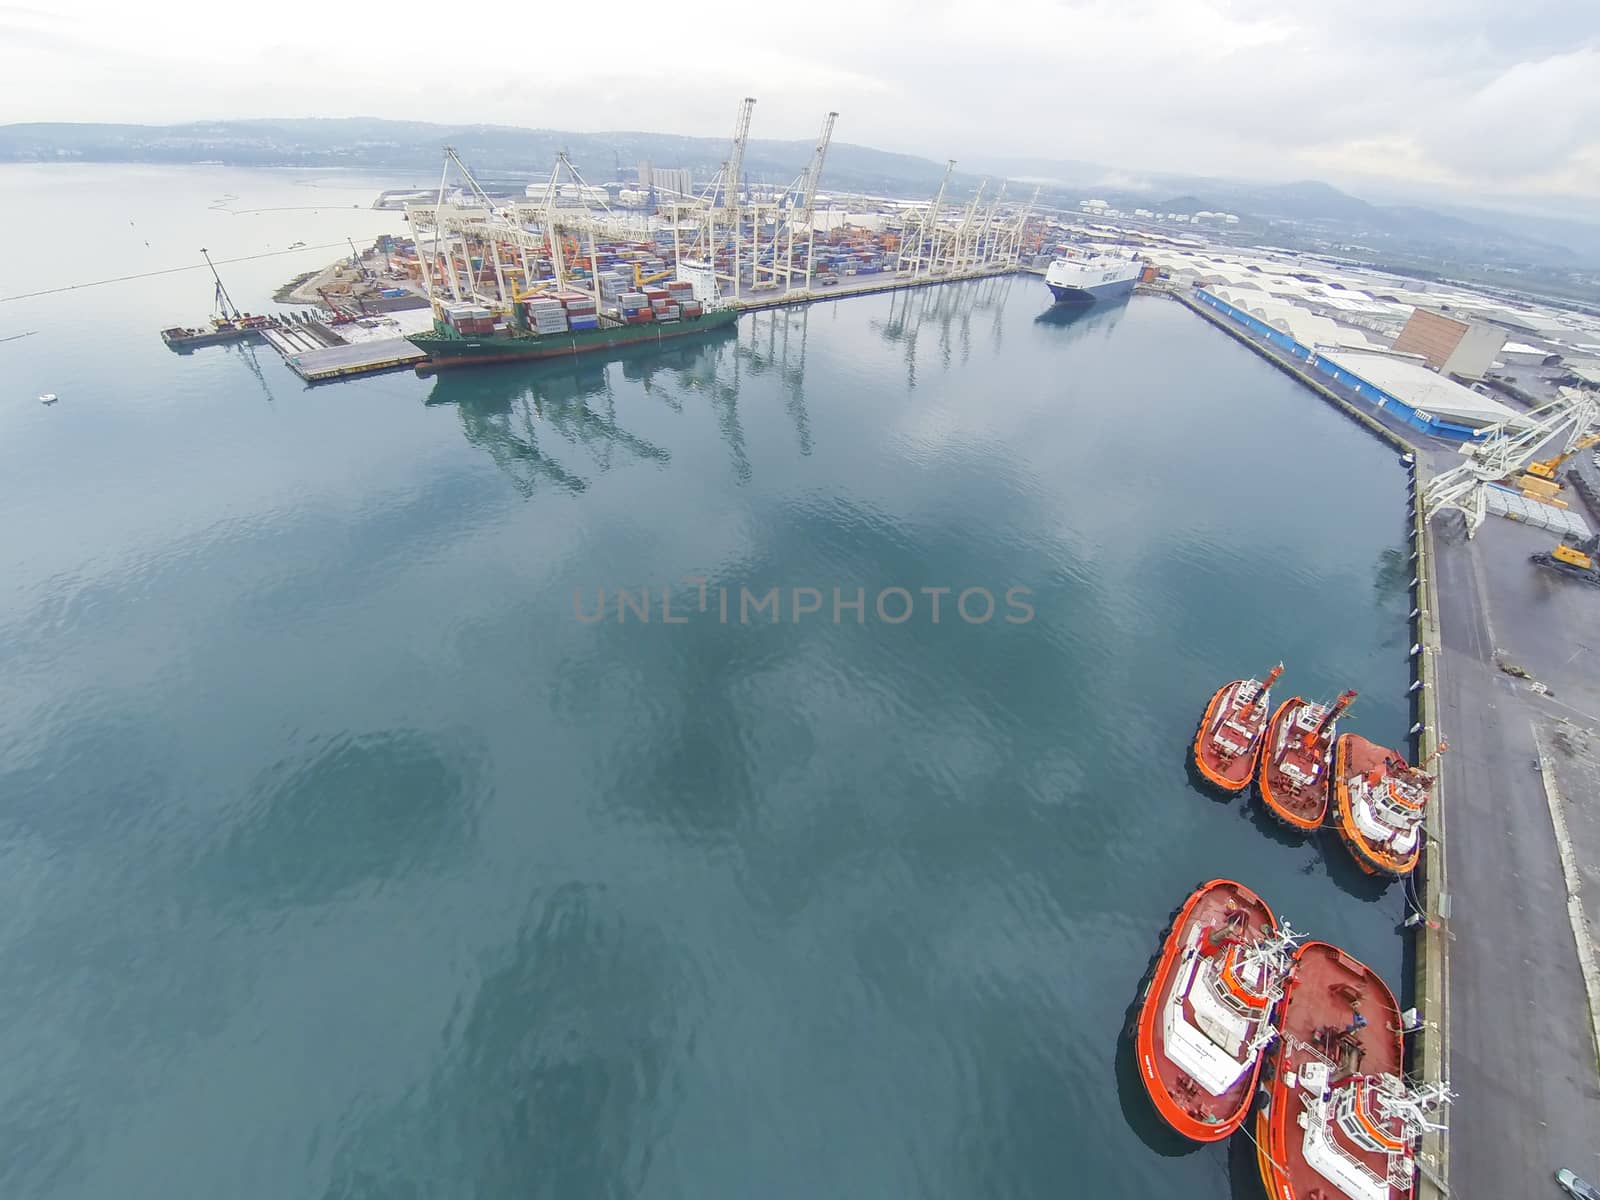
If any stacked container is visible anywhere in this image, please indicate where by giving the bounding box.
[565,293,599,332]
[443,302,495,335]
[625,290,653,324]
[527,297,568,336]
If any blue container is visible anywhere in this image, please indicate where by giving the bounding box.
[569,317,600,331]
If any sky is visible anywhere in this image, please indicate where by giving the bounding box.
[2,0,1597,207]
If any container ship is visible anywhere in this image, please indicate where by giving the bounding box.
[1332,737,1442,876]
[1133,879,1299,1142]
[1258,690,1357,830]
[1193,664,1284,791]
[1254,941,1451,1200]
[1043,250,1140,305]
[407,282,737,371]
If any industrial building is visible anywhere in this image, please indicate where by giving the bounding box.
[1499,342,1562,367]
[1310,350,1530,436]
[637,164,694,199]
[1391,307,1507,381]
[1194,288,1529,439]
[1203,286,1383,351]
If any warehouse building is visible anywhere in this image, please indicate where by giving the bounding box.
[1194,288,1527,440]
[1390,307,1507,381]
[1309,350,1531,438]
[1498,342,1562,367]
[1205,287,1383,351]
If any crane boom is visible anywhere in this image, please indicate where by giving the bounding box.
[1423,386,1600,536]
[798,111,837,223]
[199,248,239,321]
[1526,429,1600,479]
[905,160,955,278]
[725,97,756,214]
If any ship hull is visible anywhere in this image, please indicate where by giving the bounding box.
[1193,678,1271,792]
[1046,275,1137,306]
[1133,879,1277,1142]
[408,309,739,371]
[1334,734,1422,877]
[161,328,267,352]
[1255,942,1405,1200]
[1258,697,1332,831]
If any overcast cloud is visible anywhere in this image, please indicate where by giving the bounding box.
[1,0,1596,203]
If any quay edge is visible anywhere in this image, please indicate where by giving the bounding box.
[1168,285,1449,1200]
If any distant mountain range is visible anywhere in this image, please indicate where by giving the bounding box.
[4,118,1599,281]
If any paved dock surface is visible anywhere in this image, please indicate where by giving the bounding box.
[1433,520,1600,1197]
[283,337,425,382]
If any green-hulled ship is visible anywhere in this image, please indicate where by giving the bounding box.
[406,307,739,372]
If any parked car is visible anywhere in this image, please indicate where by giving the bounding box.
[1558,1169,1600,1200]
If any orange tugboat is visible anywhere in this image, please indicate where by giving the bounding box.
[1193,664,1284,791]
[1258,691,1357,830]
[1134,880,1300,1142]
[1333,737,1445,877]
[1255,941,1451,1200]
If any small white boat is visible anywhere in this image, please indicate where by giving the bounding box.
[38,393,58,405]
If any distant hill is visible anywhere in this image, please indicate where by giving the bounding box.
[0,117,956,196]
[4,118,1598,284]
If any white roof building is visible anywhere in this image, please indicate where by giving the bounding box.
[1317,351,1533,429]
[1208,287,1384,351]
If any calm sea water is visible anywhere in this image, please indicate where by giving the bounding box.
[0,167,1413,1200]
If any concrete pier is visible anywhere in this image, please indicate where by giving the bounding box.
[1174,284,1446,1195]
[281,338,426,383]
[1173,281,1600,1200]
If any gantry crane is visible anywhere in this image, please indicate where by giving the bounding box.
[763,110,837,293]
[798,112,837,288]
[948,179,987,271]
[409,147,649,315]
[969,182,1006,270]
[1423,386,1600,536]
[900,160,955,279]
[690,98,757,301]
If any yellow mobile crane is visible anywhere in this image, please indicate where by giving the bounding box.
[1524,430,1600,481]
[1531,531,1600,585]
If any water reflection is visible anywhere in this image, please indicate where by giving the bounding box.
[320,881,681,1200]
[424,352,677,497]
[208,729,483,910]
[1372,545,1415,602]
[221,339,278,402]
[1032,295,1132,337]
[872,276,1016,389]
[740,307,814,456]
